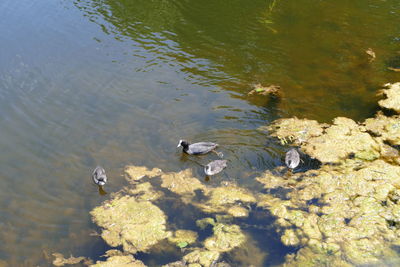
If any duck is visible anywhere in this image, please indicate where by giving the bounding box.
[204,160,227,176]
[92,166,107,186]
[177,140,219,155]
[285,148,300,169]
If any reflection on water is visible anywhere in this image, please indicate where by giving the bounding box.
[0,0,399,265]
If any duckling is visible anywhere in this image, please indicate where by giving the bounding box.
[92,166,107,186]
[285,148,300,169]
[204,160,227,176]
[177,140,219,155]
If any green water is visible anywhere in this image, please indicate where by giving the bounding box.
[0,0,399,265]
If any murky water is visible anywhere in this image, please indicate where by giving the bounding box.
[0,0,399,265]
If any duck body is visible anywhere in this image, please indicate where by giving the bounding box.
[92,166,107,186]
[204,160,227,176]
[285,148,300,169]
[177,140,218,155]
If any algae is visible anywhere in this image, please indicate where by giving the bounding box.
[248,84,282,97]
[267,116,380,163]
[52,253,92,266]
[182,249,220,267]
[364,112,400,146]
[125,165,162,182]
[91,81,400,266]
[204,223,246,252]
[195,185,255,217]
[168,230,198,246]
[90,255,146,267]
[160,169,207,200]
[263,117,327,145]
[196,217,216,229]
[91,195,170,253]
[126,182,164,201]
[256,159,400,266]
[378,82,400,112]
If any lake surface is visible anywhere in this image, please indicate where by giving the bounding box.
[0,0,399,265]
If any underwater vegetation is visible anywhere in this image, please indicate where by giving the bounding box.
[54,82,400,266]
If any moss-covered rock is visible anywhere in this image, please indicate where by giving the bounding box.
[91,195,170,253]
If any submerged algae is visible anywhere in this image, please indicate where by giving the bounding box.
[90,255,146,267]
[125,165,162,182]
[195,185,255,217]
[160,169,207,199]
[204,223,246,252]
[126,182,164,201]
[182,249,220,267]
[52,253,92,266]
[168,230,198,246]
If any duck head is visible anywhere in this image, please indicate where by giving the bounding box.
[177,140,189,149]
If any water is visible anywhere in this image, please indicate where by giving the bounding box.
[0,0,399,265]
